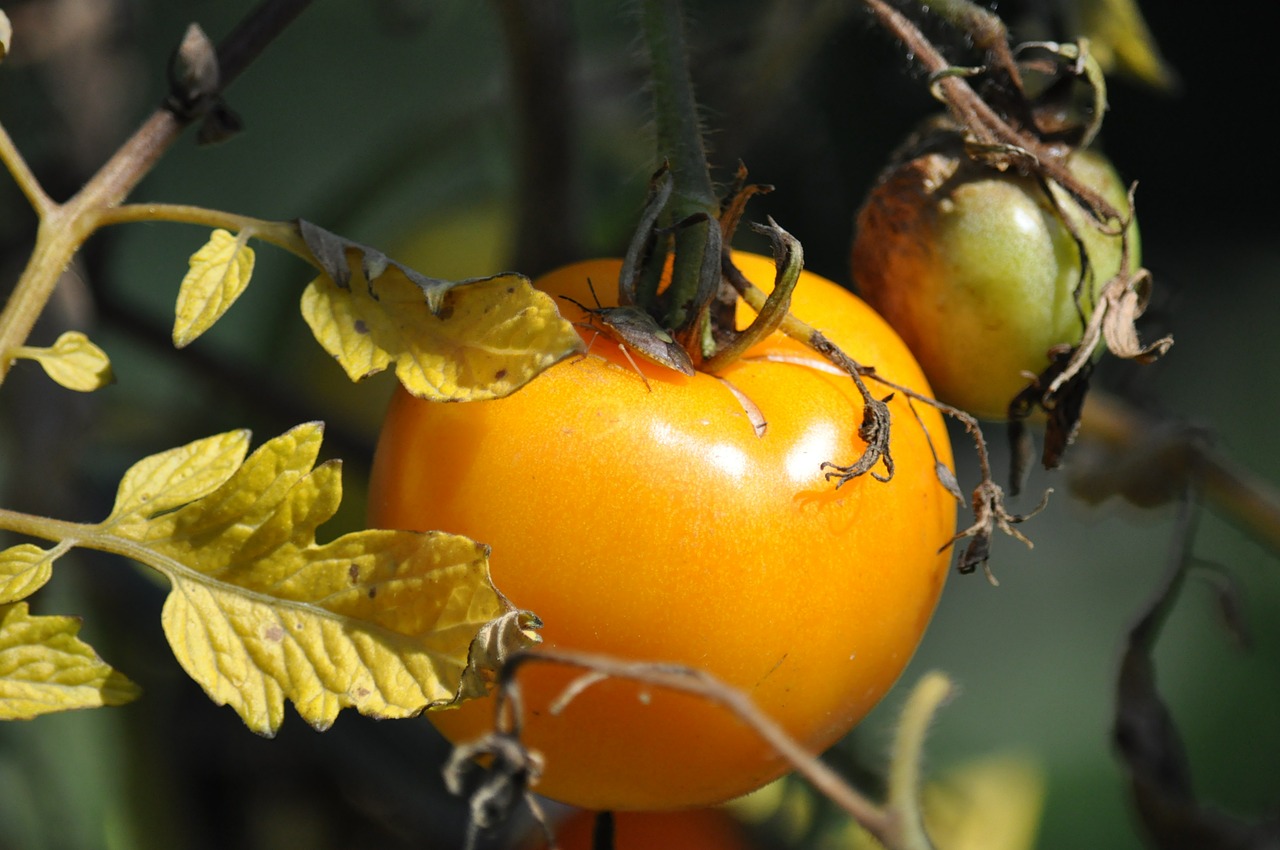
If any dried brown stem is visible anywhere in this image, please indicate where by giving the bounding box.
[497,648,897,842]
[860,0,1121,224]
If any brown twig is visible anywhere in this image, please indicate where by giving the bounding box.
[497,648,895,844]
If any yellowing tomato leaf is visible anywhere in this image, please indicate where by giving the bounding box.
[297,220,582,401]
[0,602,141,719]
[916,754,1046,850]
[9,331,114,392]
[0,543,66,604]
[85,423,537,735]
[111,428,251,519]
[174,228,256,348]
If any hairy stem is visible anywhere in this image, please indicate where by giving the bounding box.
[884,671,952,850]
[638,0,719,328]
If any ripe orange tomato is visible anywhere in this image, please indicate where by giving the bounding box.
[533,808,754,850]
[369,252,956,810]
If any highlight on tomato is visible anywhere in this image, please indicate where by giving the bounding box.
[369,251,957,810]
[852,123,1138,421]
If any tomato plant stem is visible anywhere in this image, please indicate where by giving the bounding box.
[638,0,719,330]
[500,647,898,840]
[0,111,182,383]
[93,204,310,259]
[885,671,953,850]
[0,0,314,387]
[0,120,53,215]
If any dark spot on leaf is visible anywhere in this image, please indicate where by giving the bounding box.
[437,304,454,321]
[348,563,360,585]
[495,369,508,381]
[353,319,369,335]
[264,625,285,642]
[506,286,515,294]
[367,586,377,599]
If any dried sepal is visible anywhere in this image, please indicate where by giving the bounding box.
[443,731,546,850]
[822,391,895,487]
[947,480,1051,583]
[1008,345,1095,489]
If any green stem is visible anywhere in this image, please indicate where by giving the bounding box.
[638,0,718,328]
[885,672,953,850]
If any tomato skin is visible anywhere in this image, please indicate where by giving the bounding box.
[535,808,753,850]
[369,253,956,810]
[852,140,1137,420]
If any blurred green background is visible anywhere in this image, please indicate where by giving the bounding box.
[1,1,1276,848]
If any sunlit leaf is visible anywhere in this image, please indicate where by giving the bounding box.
[0,602,141,719]
[10,331,114,392]
[110,428,251,519]
[1075,0,1176,89]
[296,220,583,401]
[0,543,62,604]
[173,228,256,348]
[86,423,538,735]
[916,754,1046,850]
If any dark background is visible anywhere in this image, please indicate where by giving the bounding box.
[1,1,1276,848]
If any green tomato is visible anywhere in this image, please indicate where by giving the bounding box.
[852,131,1138,420]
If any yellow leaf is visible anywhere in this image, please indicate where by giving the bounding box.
[90,423,538,734]
[1077,0,1176,89]
[296,220,582,401]
[173,228,256,348]
[0,543,62,604]
[0,602,141,719]
[109,429,251,520]
[918,754,1046,850]
[10,331,114,392]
